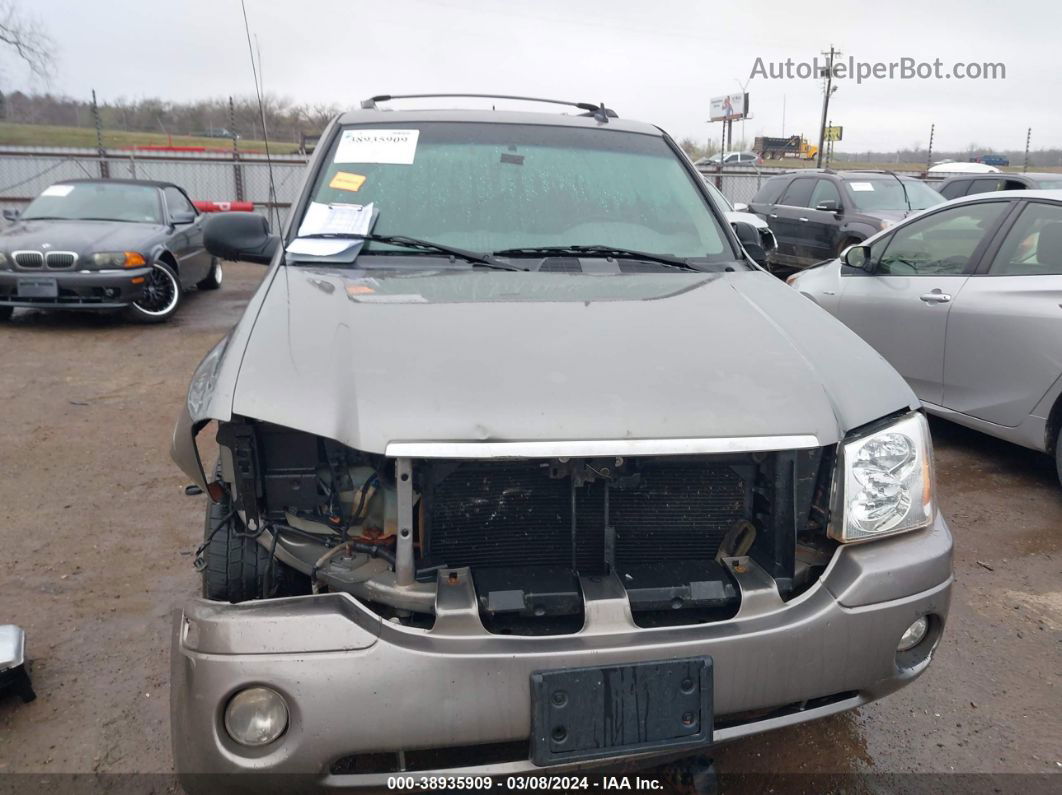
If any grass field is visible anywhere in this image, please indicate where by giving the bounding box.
[0,121,303,154]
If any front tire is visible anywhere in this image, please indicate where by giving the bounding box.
[1055,427,1062,488]
[127,261,181,323]
[197,259,223,291]
[200,487,272,602]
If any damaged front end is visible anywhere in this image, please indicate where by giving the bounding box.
[199,417,838,633]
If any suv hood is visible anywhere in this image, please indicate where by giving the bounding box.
[227,266,916,452]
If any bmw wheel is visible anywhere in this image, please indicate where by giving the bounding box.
[197,258,223,291]
[128,261,181,323]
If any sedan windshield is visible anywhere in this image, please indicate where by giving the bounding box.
[303,122,736,265]
[23,182,162,224]
[843,178,943,212]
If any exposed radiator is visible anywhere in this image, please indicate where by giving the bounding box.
[423,458,753,572]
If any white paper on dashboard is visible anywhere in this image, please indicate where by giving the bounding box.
[850,182,875,191]
[42,184,74,197]
[286,238,357,256]
[334,129,419,164]
[297,201,375,238]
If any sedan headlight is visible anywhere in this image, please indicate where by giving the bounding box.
[831,412,935,543]
[92,251,146,268]
[187,335,229,421]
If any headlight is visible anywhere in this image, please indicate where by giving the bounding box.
[186,335,229,421]
[830,412,935,543]
[224,686,288,747]
[92,251,146,268]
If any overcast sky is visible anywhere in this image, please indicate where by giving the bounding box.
[21,0,1062,153]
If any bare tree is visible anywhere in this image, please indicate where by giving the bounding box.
[0,0,52,80]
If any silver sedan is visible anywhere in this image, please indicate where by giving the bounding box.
[789,190,1062,484]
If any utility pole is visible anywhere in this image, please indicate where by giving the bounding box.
[1023,127,1031,172]
[91,89,109,179]
[816,46,839,169]
[926,123,935,175]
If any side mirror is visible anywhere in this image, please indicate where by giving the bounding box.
[816,199,841,212]
[3,208,21,221]
[843,244,872,270]
[203,212,280,265]
[170,210,196,225]
[732,221,767,267]
[733,202,749,212]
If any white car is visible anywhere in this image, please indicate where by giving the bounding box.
[789,189,1062,482]
[702,179,777,267]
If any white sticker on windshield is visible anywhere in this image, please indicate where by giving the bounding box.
[850,182,875,191]
[42,184,74,197]
[334,129,419,164]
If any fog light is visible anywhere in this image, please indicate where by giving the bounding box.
[224,687,288,747]
[897,616,929,652]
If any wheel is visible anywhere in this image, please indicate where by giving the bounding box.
[197,258,223,291]
[199,467,309,602]
[836,237,861,258]
[127,260,181,323]
[0,306,12,321]
[1055,426,1061,488]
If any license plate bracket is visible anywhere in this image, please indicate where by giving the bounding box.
[530,656,712,766]
[17,277,58,298]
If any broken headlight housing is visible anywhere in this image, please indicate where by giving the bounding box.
[830,412,935,543]
[186,334,229,422]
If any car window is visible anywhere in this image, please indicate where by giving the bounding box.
[967,178,1003,195]
[307,122,734,263]
[810,179,841,208]
[701,180,734,212]
[1001,180,1027,191]
[778,178,815,207]
[751,177,788,205]
[843,178,943,211]
[164,187,196,217]
[987,202,1062,276]
[876,201,1006,276]
[21,182,162,224]
[938,181,969,200]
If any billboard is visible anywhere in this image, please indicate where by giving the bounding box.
[709,92,749,122]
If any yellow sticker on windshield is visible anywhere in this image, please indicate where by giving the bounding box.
[329,171,367,192]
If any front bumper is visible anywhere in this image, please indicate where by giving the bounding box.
[172,514,952,791]
[0,266,152,309]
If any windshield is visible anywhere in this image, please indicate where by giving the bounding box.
[843,178,943,212]
[1036,179,1062,189]
[23,182,162,224]
[302,122,735,264]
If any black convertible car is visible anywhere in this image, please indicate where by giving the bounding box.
[0,178,223,322]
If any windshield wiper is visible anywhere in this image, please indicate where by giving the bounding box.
[296,232,526,271]
[492,245,701,272]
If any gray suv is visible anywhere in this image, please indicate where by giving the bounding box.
[169,95,953,790]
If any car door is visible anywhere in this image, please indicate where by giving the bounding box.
[804,178,844,262]
[163,186,210,286]
[836,200,1010,404]
[941,200,1062,427]
[770,177,815,263]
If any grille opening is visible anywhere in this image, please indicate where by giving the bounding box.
[13,251,44,269]
[422,456,777,633]
[330,740,530,775]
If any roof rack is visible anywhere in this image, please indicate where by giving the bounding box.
[360,94,618,123]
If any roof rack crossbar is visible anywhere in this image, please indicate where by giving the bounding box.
[361,94,617,121]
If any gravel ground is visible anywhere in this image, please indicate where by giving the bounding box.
[0,262,1058,792]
